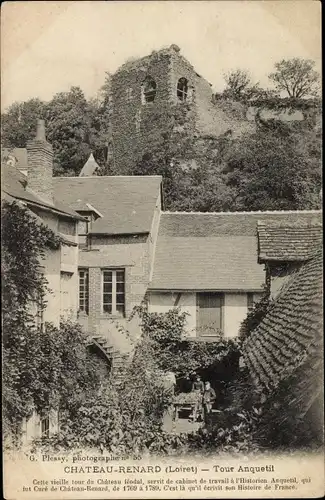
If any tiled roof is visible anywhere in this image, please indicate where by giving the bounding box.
[149,212,321,291]
[20,205,77,247]
[258,221,323,262]
[160,211,321,236]
[242,248,323,396]
[1,164,83,220]
[150,235,265,291]
[54,175,162,235]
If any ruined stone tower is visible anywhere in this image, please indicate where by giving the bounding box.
[111,44,252,173]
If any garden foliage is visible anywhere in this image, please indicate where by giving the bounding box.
[2,201,104,444]
[134,306,241,377]
[239,291,273,340]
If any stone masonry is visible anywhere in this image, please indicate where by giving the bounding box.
[77,234,151,352]
[111,45,254,173]
[26,119,54,205]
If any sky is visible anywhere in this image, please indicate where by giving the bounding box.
[1,1,321,111]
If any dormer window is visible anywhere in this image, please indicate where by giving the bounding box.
[141,76,157,104]
[177,77,188,101]
[78,217,90,249]
[75,203,103,249]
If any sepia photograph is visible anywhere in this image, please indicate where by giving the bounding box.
[1,1,323,498]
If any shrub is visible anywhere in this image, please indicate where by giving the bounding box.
[32,336,174,455]
[135,305,241,378]
[2,201,104,445]
[239,292,273,339]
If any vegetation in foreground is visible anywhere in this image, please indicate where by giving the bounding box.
[3,201,323,457]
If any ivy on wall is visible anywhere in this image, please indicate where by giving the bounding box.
[2,201,104,444]
[134,306,241,377]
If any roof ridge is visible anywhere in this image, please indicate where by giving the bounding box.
[162,210,322,215]
[258,221,323,226]
[54,175,163,180]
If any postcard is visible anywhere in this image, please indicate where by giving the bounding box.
[2,1,323,499]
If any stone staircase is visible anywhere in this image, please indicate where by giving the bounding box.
[110,351,131,387]
[87,334,132,388]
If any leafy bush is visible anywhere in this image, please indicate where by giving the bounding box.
[2,201,104,445]
[186,407,262,454]
[2,200,60,320]
[135,306,241,377]
[239,291,273,340]
[32,337,175,455]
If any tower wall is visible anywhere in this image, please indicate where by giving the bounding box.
[111,46,254,173]
[111,50,173,173]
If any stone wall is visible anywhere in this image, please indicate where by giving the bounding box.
[111,50,173,173]
[111,46,258,173]
[77,234,151,349]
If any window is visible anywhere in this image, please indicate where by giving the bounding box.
[247,293,255,311]
[79,269,89,314]
[60,271,73,319]
[41,416,50,438]
[177,77,188,101]
[141,76,157,103]
[196,293,223,336]
[58,219,76,236]
[102,269,125,316]
[78,218,89,249]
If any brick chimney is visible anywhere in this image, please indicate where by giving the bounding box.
[26,119,54,204]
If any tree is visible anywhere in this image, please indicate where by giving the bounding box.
[223,69,253,100]
[222,124,322,211]
[1,99,46,148]
[45,86,103,176]
[99,71,113,108]
[269,58,320,98]
[1,87,112,176]
[221,69,274,101]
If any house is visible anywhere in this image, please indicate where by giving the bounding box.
[257,220,322,298]
[53,173,163,354]
[241,246,323,444]
[3,132,321,347]
[147,211,321,338]
[2,120,322,441]
[1,120,85,442]
[2,120,83,326]
[51,169,321,343]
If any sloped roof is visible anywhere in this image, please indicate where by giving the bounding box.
[17,204,77,247]
[242,248,323,395]
[1,164,83,220]
[150,235,265,291]
[79,153,100,177]
[53,175,162,235]
[258,221,323,262]
[149,211,322,291]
